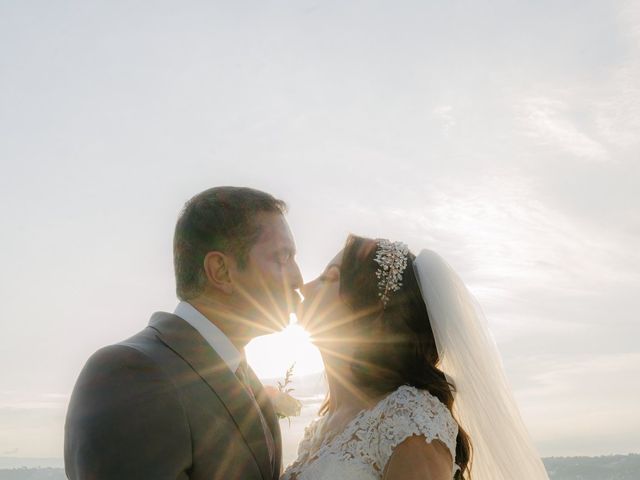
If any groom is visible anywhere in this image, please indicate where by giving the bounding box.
[64,187,303,480]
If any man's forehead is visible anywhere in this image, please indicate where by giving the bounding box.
[254,212,295,247]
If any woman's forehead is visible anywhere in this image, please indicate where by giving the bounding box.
[327,249,344,267]
[355,237,378,260]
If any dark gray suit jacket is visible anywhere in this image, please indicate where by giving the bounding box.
[64,312,282,480]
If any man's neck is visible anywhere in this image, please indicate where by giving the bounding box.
[188,297,254,352]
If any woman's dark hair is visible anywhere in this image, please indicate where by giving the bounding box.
[332,234,473,479]
[173,186,287,300]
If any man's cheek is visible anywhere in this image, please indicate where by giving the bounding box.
[267,265,288,285]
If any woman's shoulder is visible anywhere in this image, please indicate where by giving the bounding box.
[378,385,453,420]
[373,385,459,475]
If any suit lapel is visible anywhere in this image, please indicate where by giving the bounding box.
[148,312,273,480]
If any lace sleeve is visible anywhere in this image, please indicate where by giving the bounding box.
[375,386,460,476]
[296,417,322,459]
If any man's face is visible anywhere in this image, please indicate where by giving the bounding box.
[229,212,303,335]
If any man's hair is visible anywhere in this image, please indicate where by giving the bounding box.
[173,186,287,300]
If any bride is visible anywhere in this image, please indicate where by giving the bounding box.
[282,235,550,480]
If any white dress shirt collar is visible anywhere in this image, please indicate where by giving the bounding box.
[173,301,243,372]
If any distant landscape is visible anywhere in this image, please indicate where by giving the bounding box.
[543,454,640,479]
[0,454,638,479]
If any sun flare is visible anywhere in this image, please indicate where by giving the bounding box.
[246,315,324,380]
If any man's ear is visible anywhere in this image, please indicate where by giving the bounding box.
[203,251,233,295]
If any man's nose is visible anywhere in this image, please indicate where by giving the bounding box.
[290,261,304,290]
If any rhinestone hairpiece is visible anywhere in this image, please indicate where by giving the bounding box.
[373,239,409,307]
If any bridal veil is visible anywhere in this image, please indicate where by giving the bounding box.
[413,250,549,479]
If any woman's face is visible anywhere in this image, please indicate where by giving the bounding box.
[298,238,379,351]
[297,249,354,346]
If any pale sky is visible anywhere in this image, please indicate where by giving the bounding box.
[1,0,639,462]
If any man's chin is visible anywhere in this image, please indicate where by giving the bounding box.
[273,316,291,332]
[267,307,293,332]
[255,296,301,333]
[294,300,314,330]
[252,321,286,339]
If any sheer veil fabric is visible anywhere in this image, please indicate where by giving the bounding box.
[413,250,549,480]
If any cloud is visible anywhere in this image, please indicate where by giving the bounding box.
[514,3,640,163]
[0,392,69,411]
[518,97,609,162]
[514,352,640,455]
[432,105,455,135]
[375,174,635,294]
[594,6,640,152]
[519,352,640,399]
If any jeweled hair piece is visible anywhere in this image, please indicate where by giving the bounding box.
[373,239,409,307]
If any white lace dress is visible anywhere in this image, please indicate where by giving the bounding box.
[281,385,461,480]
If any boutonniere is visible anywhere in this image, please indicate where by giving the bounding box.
[265,363,302,423]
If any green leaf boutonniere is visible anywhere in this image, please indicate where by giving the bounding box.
[265,363,302,423]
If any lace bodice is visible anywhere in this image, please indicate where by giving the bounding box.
[281,385,460,480]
